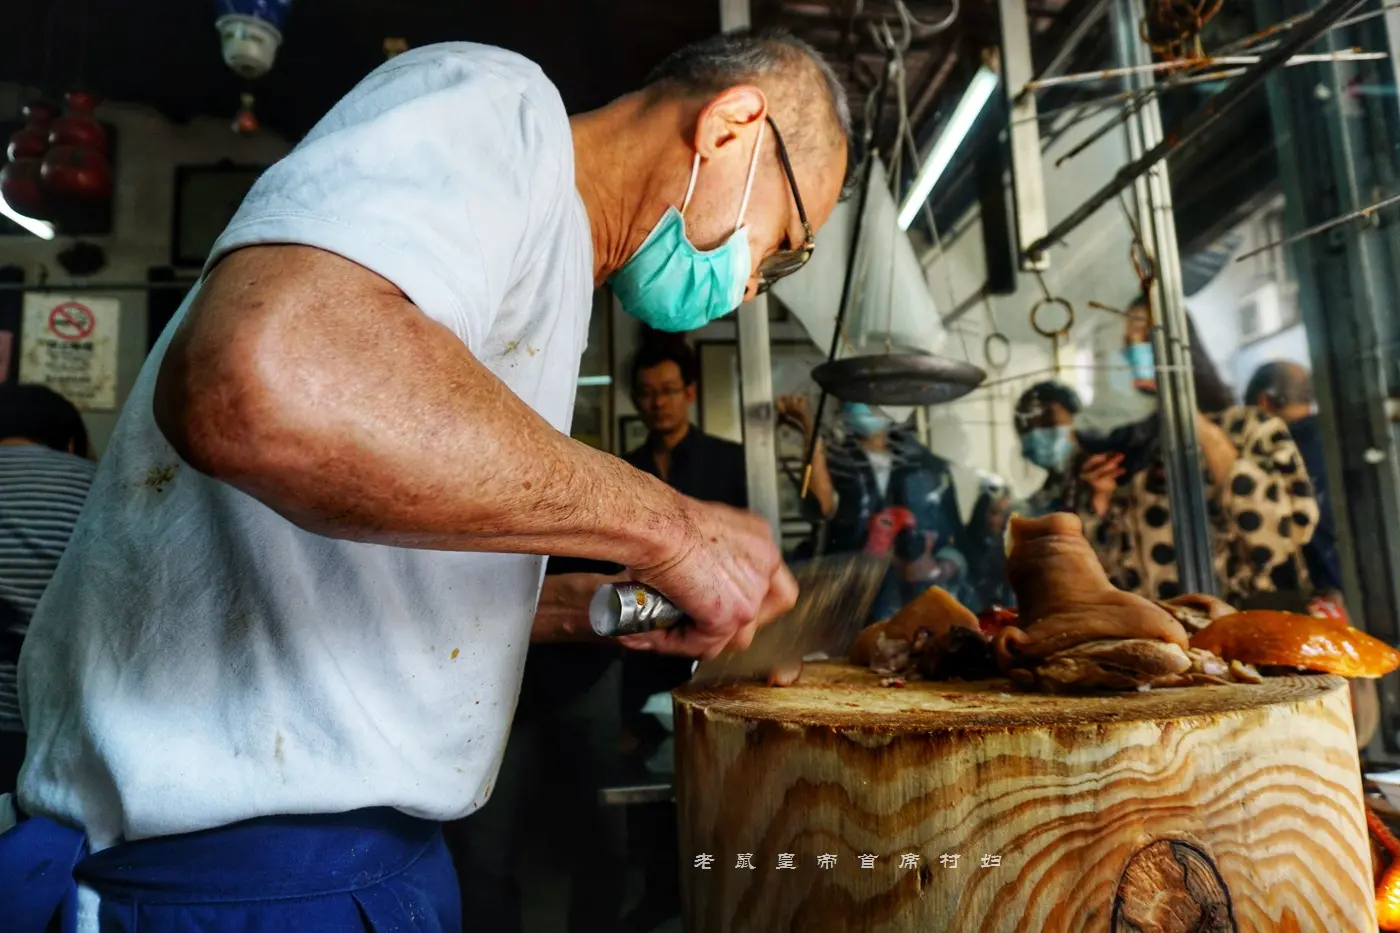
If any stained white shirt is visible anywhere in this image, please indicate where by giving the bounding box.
[17,43,593,851]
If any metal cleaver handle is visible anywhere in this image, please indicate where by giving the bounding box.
[589,583,685,637]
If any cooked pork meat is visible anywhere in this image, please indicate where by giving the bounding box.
[1156,594,1238,635]
[914,625,999,681]
[1000,513,1190,665]
[1031,639,1192,693]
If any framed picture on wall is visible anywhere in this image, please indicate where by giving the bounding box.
[696,338,827,528]
[617,415,648,455]
[171,162,268,267]
[696,339,829,445]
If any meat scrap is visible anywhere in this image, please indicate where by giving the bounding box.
[855,585,999,683]
[1029,639,1191,694]
[1156,594,1237,635]
[915,625,1000,681]
[855,593,1000,684]
[869,631,912,676]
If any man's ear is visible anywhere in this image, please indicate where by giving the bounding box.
[693,85,767,161]
[684,384,698,407]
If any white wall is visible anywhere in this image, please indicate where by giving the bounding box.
[1184,194,1310,396]
[0,85,292,454]
[918,106,1156,506]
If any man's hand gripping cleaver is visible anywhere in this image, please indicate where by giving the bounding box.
[588,554,888,686]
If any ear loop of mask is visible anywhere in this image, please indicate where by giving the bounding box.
[732,119,764,232]
[678,119,767,235]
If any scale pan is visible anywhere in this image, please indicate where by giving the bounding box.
[812,353,986,406]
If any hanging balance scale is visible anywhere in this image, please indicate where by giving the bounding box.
[811,347,985,406]
[807,124,985,408]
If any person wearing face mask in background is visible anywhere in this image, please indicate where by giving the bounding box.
[4,30,849,933]
[1075,297,1319,605]
[797,400,969,621]
[1011,381,1084,518]
[955,382,1081,613]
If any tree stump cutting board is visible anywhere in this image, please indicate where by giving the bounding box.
[674,662,1373,933]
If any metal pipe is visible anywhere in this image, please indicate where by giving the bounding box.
[1113,0,1216,594]
[1023,50,1386,92]
[1035,0,1112,80]
[1028,0,1366,257]
[722,0,783,537]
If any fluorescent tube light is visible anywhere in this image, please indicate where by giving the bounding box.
[0,195,55,240]
[897,66,1001,231]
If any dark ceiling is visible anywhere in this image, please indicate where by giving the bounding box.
[0,0,1279,258]
[0,0,1040,150]
[0,0,723,140]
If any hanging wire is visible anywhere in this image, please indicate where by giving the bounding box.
[982,291,1012,371]
[895,0,960,37]
[1046,0,1388,164]
[1234,189,1400,262]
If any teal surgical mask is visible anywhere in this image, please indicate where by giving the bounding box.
[609,123,765,332]
[1021,426,1073,472]
[1123,342,1156,387]
[845,402,892,438]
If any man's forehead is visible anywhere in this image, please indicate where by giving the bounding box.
[639,361,684,383]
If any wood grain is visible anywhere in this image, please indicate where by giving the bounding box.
[675,662,1373,933]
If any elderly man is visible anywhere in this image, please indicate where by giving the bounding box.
[2,30,848,933]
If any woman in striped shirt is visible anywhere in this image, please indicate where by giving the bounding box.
[0,384,96,792]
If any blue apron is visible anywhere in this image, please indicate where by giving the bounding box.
[0,805,460,933]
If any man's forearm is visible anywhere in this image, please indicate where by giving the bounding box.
[154,245,692,568]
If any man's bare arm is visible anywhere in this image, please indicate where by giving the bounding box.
[154,245,687,568]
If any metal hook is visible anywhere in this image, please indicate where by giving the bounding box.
[1029,292,1075,377]
[983,332,1012,371]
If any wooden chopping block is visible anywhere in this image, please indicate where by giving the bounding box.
[674,661,1373,933]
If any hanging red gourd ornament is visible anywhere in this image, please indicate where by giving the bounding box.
[1,100,56,220]
[47,91,107,157]
[7,101,54,161]
[41,90,112,203]
[232,93,259,135]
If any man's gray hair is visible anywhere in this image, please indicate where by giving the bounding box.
[1244,360,1314,407]
[645,28,852,156]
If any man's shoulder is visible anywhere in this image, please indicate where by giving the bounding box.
[351,43,561,111]
[300,42,570,159]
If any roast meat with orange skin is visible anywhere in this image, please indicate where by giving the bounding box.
[1191,610,1400,679]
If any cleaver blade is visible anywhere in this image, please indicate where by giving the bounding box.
[689,553,888,687]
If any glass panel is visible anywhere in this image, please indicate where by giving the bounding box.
[571,290,613,452]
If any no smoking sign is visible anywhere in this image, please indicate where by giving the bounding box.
[20,293,120,410]
[48,301,96,342]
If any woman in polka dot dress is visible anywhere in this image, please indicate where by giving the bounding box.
[1054,303,1319,605]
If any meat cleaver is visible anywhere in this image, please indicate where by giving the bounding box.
[589,554,888,686]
